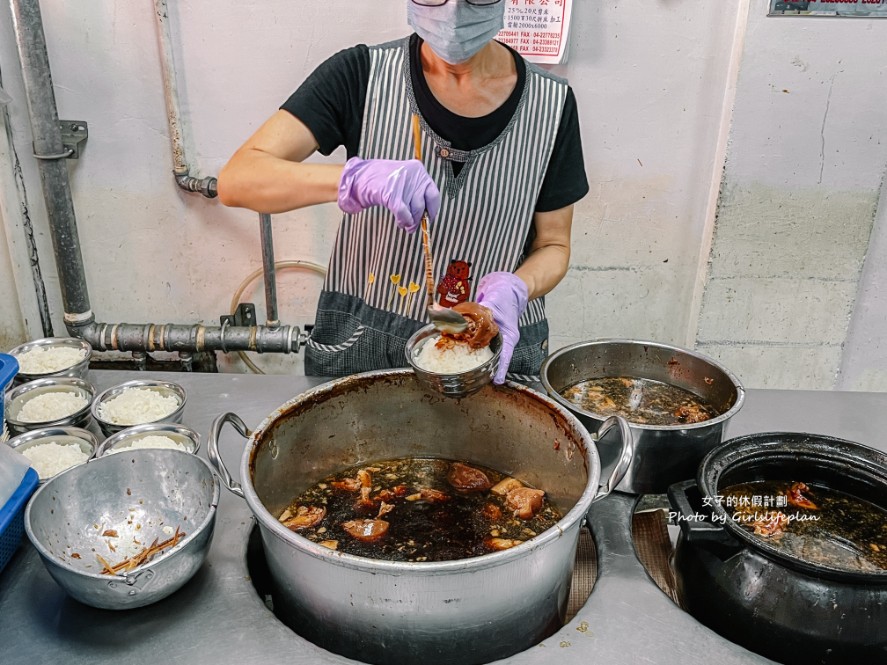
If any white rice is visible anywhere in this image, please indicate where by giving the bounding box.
[98,388,179,425]
[110,435,187,453]
[18,391,88,423]
[413,335,494,374]
[20,441,89,480]
[16,346,86,375]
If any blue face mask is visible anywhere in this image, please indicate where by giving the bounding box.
[407,2,505,65]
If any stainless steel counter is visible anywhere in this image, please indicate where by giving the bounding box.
[2,370,885,665]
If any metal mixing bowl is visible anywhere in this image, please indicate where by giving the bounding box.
[4,377,95,436]
[5,426,98,483]
[91,379,186,436]
[24,448,219,610]
[97,422,200,457]
[541,339,745,494]
[405,324,502,398]
[7,337,91,384]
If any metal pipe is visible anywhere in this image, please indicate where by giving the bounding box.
[77,321,302,354]
[258,213,279,326]
[10,0,113,338]
[9,0,302,358]
[175,173,217,198]
[153,0,217,198]
[10,0,93,326]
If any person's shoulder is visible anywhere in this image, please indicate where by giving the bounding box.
[524,60,569,88]
[321,43,371,67]
[304,44,371,89]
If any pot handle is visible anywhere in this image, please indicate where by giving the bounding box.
[591,415,634,502]
[666,479,738,548]
[207,412,252,498]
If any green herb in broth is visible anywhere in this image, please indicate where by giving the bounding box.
[560,376,717,426]
[278,458,562,562]
[722,480,887,573]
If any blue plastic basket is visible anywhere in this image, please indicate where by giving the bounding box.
[0,467,39,574]
[1,352,19,430]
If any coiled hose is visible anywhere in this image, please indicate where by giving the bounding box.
[229,260,327,374]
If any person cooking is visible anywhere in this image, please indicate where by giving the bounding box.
[217,0,588,384]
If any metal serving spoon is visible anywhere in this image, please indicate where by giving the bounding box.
[412,115,468,334]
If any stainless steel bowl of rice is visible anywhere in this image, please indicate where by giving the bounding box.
[97,422,200,457]
[4,377,96,436]
[7,337,91,384]
[91,379,186,436]
[405,324,502,398]
[5,426,98,483]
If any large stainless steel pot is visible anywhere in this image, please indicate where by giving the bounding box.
[541,339,745,495]
[208,369,632,665]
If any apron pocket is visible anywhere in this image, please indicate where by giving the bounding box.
[305,310,367,376]
[505,339,547,383]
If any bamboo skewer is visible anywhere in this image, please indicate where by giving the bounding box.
[96,526,185,575]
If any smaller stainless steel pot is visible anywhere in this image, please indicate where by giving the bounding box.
[541,339,745,495]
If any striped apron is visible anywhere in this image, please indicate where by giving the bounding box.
[306,37,568,382]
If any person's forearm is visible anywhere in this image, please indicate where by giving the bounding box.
[217,149,343,214]
[514,244,570,300]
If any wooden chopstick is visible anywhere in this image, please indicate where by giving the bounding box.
[412,114,437,310]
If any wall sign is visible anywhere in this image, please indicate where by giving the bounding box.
[769,0,887,17]
[496,0,573,65]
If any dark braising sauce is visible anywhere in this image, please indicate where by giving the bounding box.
[560,376,718,426]
[722,480,887,572]
[278,458,562,562]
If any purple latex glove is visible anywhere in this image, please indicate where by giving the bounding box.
[338,157,441,232]
[476,272,529,385]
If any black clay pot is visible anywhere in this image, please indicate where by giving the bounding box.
[668,432,887,665]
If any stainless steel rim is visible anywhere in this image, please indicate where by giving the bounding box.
[96,422,201,457]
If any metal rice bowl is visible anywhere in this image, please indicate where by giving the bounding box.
[405,324,502,398]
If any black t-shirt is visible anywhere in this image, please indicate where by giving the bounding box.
[282,34,588,213]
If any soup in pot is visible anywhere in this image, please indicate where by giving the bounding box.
[722,480,887,573]
[560,376,718,426]
[276,457,562,562]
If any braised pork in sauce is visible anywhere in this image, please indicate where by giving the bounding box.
[560,376,717,426]
[447,302,498,349]
[723,480,887,572]
[279,458,561,562]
